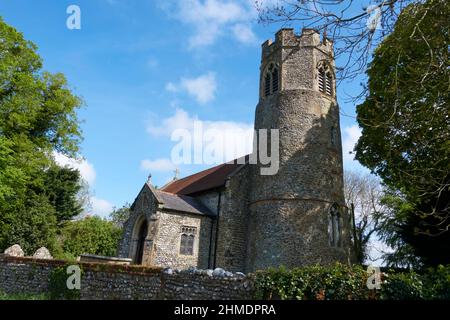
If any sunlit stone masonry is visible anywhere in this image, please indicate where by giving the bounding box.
[118,28,354,273]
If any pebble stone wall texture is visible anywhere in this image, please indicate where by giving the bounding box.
[118,184,214,270]
[246,28,352,271]
[0,255,254,300]
[153,211,212,270]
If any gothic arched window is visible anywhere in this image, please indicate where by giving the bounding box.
[180,226,196,255]
[263,63,279,97]
[271,66,279,93]
[328,204,341,247]
[264,73,271,97]
[318,61,334,96]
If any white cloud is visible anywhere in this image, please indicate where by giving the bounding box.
[342,125,370,174]
[140,158,176,172]
[161,0,259,48]
[146,108,254,164]
[232,23,258,45]
[342,125,362,163]
[147,107,195,137]
[166,72,217,104]
[90,197,114,218]
[165,82,178,92]
[53,152,114,218]
[53,152,96,185]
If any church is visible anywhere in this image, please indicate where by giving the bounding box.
[118,28,353,273]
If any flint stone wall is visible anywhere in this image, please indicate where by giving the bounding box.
[0,255,254,300]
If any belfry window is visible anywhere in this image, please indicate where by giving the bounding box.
[264,73,271,97]
[318,69,325,93]
[264,63,279,97]
[329,204,341,247]
[326,72,333,95]
[180,226,196,256]
[271,67,279,93]
[318,61,334,96]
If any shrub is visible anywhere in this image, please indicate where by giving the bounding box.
[254,263,374,300]
[59,216,122,258]
[381,271,424,300]
[254,263,450,300]
[422,265,450,300]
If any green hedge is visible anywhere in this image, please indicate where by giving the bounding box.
[254,263,450,300]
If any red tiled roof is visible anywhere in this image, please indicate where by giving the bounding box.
[161,161,245,195]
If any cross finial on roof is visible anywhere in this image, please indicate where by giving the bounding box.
[174,168,180,180]
[147,173,152,185]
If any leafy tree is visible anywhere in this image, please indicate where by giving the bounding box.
[44,165,83,224]
[59,216,122,259]
[374,189,423,268]
[3,193,58,255]
[109,203,131,228]
[0,17,83,253]
[355,0,450,266]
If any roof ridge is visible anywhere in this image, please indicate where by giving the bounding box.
[161,156,249,195]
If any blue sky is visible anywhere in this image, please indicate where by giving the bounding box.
[0,0,368,217]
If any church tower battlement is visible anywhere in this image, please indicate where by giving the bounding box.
[246,28,352,272]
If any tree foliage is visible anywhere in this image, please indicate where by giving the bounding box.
[60,216,122,259]
[44,165,83,224]
[0,18,83,253]
[355,0,450,266]
[109,203,131,228]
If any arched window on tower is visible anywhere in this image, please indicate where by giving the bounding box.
[328,204,341,247]
[326,72,333,95]
[264,72,271,97]
[318,68,325,93]
[318,61,334,96]
[263,63,279,97]
[271,66,279,93]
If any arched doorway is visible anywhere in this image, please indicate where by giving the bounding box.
[135,219,148,264]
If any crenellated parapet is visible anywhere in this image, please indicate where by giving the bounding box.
[262,28,333,61]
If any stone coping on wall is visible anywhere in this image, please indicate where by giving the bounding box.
[0,254,164,275]
[0,254,254,279]
[79,254,132,265]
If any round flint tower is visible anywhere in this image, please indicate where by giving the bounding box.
[246,28,353,272]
